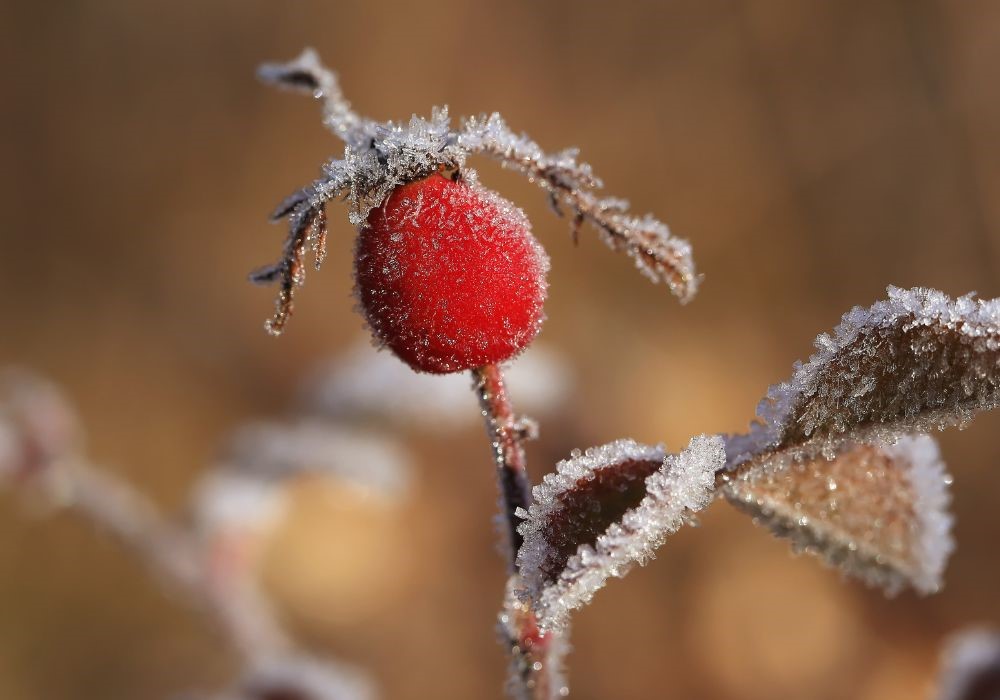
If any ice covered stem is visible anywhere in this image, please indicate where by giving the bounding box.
[472,364,562,699]
[473,364,533,558]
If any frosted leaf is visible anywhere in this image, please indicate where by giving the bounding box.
[252,50,700,333]
[518,435,724,631]
[304,339,570,429]
[722,435,953,595]
[935,628,1000,700]
[0,368,82,481]
[221,421,411,497]
[725,286,1000,473]
[238,654,376,700]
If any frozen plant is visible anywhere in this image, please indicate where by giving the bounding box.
[252,49,1000,700]
[0,363,422,700]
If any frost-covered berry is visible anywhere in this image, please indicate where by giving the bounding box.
[354,173,549,374]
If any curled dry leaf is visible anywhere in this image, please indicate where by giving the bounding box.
[517,435,724,632]
[725,286,1000,474]
[721,435,953,595]
[935,628,1000,700]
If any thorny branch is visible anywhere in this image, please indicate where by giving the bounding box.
[472,364,565,700]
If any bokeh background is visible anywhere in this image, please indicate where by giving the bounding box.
[2,1,1000,698]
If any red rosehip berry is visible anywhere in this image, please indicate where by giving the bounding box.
[354,173,549,374]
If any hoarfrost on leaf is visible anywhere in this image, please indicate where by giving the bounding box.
[725,286,1000,474]
[934,628,1000,700]
[722,435,953,595]
[517,435,724,631]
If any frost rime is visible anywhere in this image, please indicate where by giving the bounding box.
[518,436,724,631]
[726,286,1000,472]
[723,435,954,595]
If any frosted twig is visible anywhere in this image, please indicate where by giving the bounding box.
[257,48,378,150]
[472,364,562,699]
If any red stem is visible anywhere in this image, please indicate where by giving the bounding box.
[473,364,560,700]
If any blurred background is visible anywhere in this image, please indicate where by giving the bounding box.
[2,1,1000,698]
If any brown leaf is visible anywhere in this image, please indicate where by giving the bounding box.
[721,435,953,595]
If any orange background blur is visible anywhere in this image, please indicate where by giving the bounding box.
[2,2,1000,698]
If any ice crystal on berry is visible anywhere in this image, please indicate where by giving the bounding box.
[251,49,699,338]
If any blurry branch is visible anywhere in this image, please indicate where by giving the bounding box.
[0,368,379,700]
[934,628,1000,700]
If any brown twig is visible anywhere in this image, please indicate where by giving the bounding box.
[472,364,564,700]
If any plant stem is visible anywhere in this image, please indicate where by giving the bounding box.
[472,364,562,700]
[42,458,289,662]
[472,364,533,562]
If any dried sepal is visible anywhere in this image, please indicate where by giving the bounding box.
[726,286,1000,473]
[258,48,377,150]
[517,435,724,631]
[252,50,700,332]
[935,628,1000,700]
[458,114,699,302]
[722,435,953,595]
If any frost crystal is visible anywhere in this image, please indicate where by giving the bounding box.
[252,49,698,334]
[726,286,1000,472]
[304,340,570,429]
[722,435,953,595]
[935,628,1000,700]
[518,436,724,631]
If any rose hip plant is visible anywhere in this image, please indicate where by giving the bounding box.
[249,49,1000,699]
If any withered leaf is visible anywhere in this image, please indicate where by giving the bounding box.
[517,435,724,632]
[726,286,1000,473]
[722,435,953,595]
